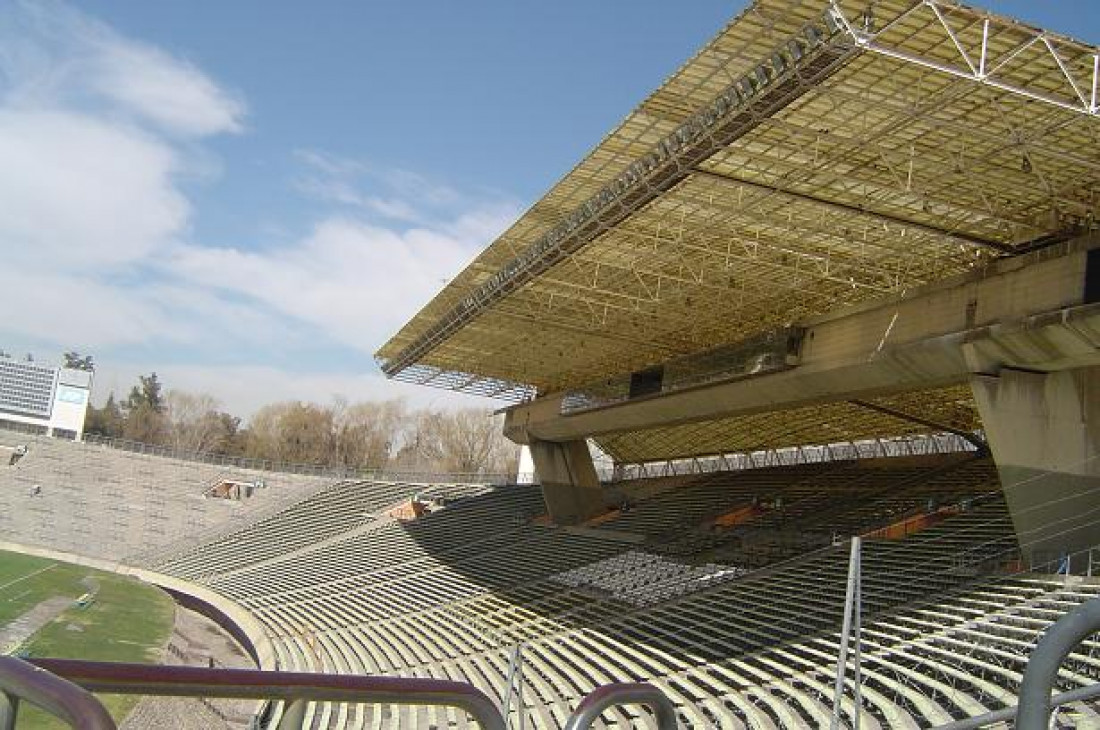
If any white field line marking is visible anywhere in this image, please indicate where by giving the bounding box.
[0,563,57,595]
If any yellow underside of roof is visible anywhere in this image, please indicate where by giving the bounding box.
[378,0,1100,459]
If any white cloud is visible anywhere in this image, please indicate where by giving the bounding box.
[0,266,305,354]
[0,270,169,347]
[0,109,186,269]
[93,363,498,420]
[88,39,245,137]
[292,148,471,224]
[165,205,516,356]
[0,0,245,137]
[172,150,520,358]
[294,175,422,222]
[0,2,521,416]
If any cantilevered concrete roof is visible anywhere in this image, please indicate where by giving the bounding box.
[379,0,1100,404]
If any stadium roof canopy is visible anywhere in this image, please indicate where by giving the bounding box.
[378,0,1100,459]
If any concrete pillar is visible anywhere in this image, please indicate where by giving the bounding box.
[971,366,1100,568]
[528,438,605,525]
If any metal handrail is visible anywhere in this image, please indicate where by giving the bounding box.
[0,657,116,730]
[1015,596,1100,729]
[25,659,507,730]
[929,596,1100,730]
[9,658,676,730]
[931,682,1100,730]
[563,683,678,730]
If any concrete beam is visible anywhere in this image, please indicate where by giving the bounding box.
[504,235,1100,444]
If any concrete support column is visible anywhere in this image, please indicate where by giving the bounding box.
[528,438,605,525]
[971,366,1100,567]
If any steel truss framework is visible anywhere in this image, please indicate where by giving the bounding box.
[592,384,980,463]
[379,0,1100,460]
[609,431,977,482]
[831,0,1100,118]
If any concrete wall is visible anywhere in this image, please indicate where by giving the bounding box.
[971,366,1100,567]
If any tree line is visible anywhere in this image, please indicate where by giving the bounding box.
[85,373,518,475]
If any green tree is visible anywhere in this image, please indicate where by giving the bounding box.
[212,412,245,455]
[85,393,124,437]
[126,373,165,414]
[123,404,166,443]
[62,351,95,371]
[120,373,167,443]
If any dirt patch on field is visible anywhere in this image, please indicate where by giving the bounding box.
[0,596,70,653]
[119,606,256,730]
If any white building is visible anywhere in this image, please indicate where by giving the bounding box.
[0,356,93,440]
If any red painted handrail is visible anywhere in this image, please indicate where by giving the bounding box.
[24,659,506,730]
[11,658,680,730]
[0,657,116,730]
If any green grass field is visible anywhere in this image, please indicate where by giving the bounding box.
[0,550,175,729]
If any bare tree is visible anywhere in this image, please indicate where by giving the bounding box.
[245,402,294,461]
[88,371,520,477]
[334,398,408,470]
[246,401,336,464]
[165,391,238,453]
[410,408,518,475]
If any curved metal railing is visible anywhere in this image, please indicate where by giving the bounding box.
[0,657,115,730]
[6,658,507,730]
[0,658,681,730]
[564,683,678,730]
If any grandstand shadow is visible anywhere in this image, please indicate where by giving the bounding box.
[385,453,1016,665]
[146,455,1100,730]
[6,431,1019,675]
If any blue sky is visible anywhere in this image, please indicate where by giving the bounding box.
[0,1,1097,417]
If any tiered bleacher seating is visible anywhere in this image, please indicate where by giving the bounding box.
[8,440,1099,728]
[0,431,332,561]
[601,462,841,538]
[622,456,998,568]
[139,456,1098,729]
[552,551,745,607]
[154,481,493,582]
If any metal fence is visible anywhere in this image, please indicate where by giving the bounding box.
[21,427,983,489]
[20,427,982,488]
[79,434,517,485]
[608,432,981,482]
